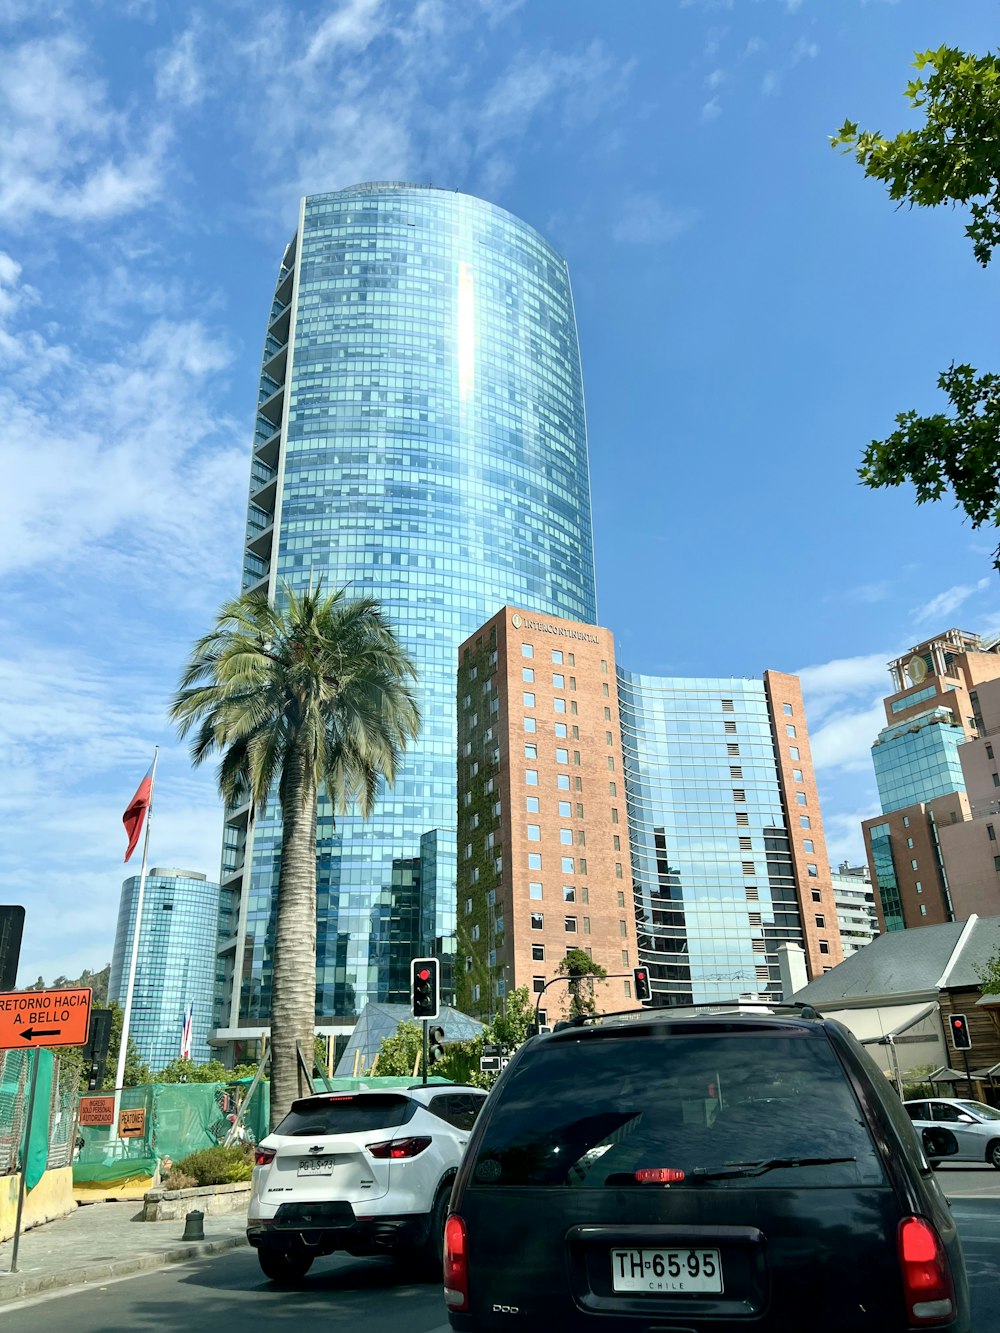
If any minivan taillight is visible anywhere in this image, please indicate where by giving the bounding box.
[365,1135,432,1160]
[898,1216,955,1324]
[255,1147,276,1166]
[444,1214,468,1311]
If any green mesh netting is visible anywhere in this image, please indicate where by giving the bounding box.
[73,1082,245,1186]
[71,1074,455,1184]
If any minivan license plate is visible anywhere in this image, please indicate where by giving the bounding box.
[611,1248,723,1293]
[297,1156,335,1175]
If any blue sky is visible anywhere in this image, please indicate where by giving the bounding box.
[2,0,997,984]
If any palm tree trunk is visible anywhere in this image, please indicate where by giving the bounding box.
[269,743,318,1129]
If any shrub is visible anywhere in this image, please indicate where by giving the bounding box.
[162,1169,199,1191]
[173,1144,254,1186]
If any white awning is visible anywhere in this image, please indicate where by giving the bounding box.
[820,1001,939,1044]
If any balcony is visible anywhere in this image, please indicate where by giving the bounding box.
[258,383,284,428]
[254,428,281,470]
[262,343,288,384]
[269,302,291,343]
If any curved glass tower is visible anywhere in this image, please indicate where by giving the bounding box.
[217,184,597,1038]
[110,868,219,1070]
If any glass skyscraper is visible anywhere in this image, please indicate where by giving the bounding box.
[216,184,597,1044]
[109,868,218,1070]
[617,673,832,1004]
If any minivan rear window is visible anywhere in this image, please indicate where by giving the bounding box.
[471,1031,884,1189]
[275,1094,414,1137]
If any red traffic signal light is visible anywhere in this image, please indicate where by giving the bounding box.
[633,967,652,1004]
[411,957,440,1020]
[949,1013,972,1051]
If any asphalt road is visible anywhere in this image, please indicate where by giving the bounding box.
[3,1180,998,1333]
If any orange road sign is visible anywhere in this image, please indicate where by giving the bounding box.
[0,987,92,1050]
[118,1107,146,1139]
[79,1095,116,1127]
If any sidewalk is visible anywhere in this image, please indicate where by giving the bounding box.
[0,1200,248,1304]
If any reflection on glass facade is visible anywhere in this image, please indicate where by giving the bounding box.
[871,708,967,814]
[109,869,219,1070]
[617,674,805,1005]
[868,824,904,931]
[225,184,597,1030]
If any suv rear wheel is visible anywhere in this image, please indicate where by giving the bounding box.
[257,1247,315,1283]
[399,1184,449,1279]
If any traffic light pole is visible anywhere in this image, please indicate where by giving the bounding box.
[422,1019,428,1087]
[962,1049,971,1088]
[533,972,637,1027]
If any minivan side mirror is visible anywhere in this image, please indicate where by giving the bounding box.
[922,1126,959,1159]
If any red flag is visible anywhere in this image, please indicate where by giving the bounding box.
[123,762,155,863]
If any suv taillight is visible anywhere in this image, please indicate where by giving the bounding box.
[898,1216,955,1324]
[254,1147,276,1166]
[365,1135,432,1160]
[444,1214,468,1311]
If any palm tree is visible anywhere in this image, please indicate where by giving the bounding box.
[171,585,420,1125]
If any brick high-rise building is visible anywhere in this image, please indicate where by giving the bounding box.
[457,608,841,1020]
[862,628,1000,932]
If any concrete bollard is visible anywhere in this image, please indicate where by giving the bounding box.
[182,1210,205,1241]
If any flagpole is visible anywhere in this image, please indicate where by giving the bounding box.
[114,747,159,1128]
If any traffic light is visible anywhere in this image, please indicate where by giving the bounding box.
[411,957,440,1020]
[949,1013,972,1051]
[428,1025,446,1065]
[633,967,652,1004]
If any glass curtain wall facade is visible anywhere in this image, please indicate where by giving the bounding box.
[872,709,968,813]
[109,869,219,1070]
[617,675,806,1005]
[220,184,597,1034]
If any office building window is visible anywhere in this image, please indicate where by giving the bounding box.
[529,883,543,900]
[555,723,567,738]
[525,744,537,759]
[523,692,535,708]
[531,913,544,930]
[527,825,541,841]
[800,816,811,829]
[532,976,545,993]
[556,748,569,764]
[524,717,537,733]
[783,703,793,716]
[617,890,625,907]
[527,796,539,812]
[561,856,575,873]
[557,774,570,790]
[552,650,564,665]
[564,916,577,933]
[532,944,544,961]
[528,853,542,869]
[819,940,830,955]
[919,905,927,916]
[789,747,799,761]
[553,674,564,689]
[522,644,533,658]
[560,828,573,844]
[796,793,807,805]
[786,724,796,738]
[526,769,538,785]
[522,667,534,682]
[815,915,825,928]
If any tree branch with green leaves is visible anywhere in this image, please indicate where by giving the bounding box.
[832,46,1000,569]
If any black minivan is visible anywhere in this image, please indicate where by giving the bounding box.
[445,1009,969,1332]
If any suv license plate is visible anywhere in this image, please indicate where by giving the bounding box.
[297,1156,335,1175]
[611,1248,723,1294]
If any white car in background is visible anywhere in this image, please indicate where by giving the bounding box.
[247,1084,487,1282]
[904,1097,1000,1168]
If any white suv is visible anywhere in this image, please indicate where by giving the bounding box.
[247,1084,487,1282]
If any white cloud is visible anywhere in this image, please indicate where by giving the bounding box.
[0,265,245,587]
[743,36,764,57]
[796,651,890,716]
[613,193,697,246]
[0,34,169,225]
[701,96,722,122]
[822,809,879,869]
[478,41,632,148]
[762,71,779,96]
[808,699,886,773]
[304,0,387,64]
[790,36,819,63]
[155,28,204,107]
[705,68,726,89]
[913,577,991,626]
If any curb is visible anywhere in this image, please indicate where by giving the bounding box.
[0,1233,249,1304]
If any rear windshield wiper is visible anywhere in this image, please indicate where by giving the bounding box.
[690,1156,857,1181]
